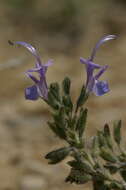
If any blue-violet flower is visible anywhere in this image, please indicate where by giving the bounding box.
[80,35,117,96]
[14,41,53,100]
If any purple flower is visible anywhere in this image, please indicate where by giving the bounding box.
[14,41,53,100]
[80,35,117,96]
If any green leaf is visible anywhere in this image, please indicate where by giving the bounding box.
[48,121,66,139]
[91,136,99,158]
[104,163,119,174]
[104,124,111,137]
[67,116,77,130]
[62,95,73,113]
[50,107,68,139]
[100,147,118,163]
[109,181,123,189]
[76,108,88,138]
[76,85,88,111]
[65,168,92,184]
[103,124,113,151]
[113,120,122,145]
[93,180,110,190]
[45,147,71,164]
[53,107,66,128]
[47,91,59,110]
[97,131,107,147]
[50,82,60,102]
[62,77,71,95]
[67,159,94,173]
[120,170,126,182]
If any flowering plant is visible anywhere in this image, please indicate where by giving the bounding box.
[11,35,126,190]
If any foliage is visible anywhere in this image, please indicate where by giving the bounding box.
[45,78,126,190]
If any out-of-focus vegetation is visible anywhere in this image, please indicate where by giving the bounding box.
[3,0,126,52]
[4,0,86,51]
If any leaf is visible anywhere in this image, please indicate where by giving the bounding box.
[53,107,66,128]
[62,77,71,95]
[76,85,88,111]
[50,82,60,102]
[62,95,73,113]
[104,163,119,174]
[45,147,71,164]
[47,91,59,110]
[48,121,66,139]
[109,182,123,189]
[67,116,77,130]
[67,159,94,173]
[76,108,88,138]
[100,147,117,163]
[113,120,122,145]
[120,170,126,182]
[65,168,92,184]
[97,131,107,147]
[104,124,111,137]
[91,136,99,158]
[103,124,113,151]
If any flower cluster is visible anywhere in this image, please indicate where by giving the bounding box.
[12,35,116,100]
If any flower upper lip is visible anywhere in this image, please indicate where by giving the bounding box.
[90,35,117,61]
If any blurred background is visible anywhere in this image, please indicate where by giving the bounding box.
[0,0,126,189]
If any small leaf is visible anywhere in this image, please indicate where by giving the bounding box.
[67,116,77,130]
[104,124,110,137]
[113,120,122,145]
[103,124,113,151]
[62,95,73,113]
[67,160,79,168]
[65,168,92,184]
[76,108,88,138]
[76,85,88,111]
[100,147,118,163]
[109,181,123,189]
[48,121,66,139]
[45,147,71,164]
[120,170,126,182]
[62,77,71,95]
[97,131,107,147]
[91,136,99,158]
[67,159,93,173]
[50,82,60,102]
[47,91,59,110]
[53,107,66,129]
[104,163,119,174]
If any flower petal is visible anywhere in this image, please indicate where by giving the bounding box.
[94,65,108,80]
[27,67,42,73]
[90,35,117,61]
[14,41,42,64]
[93,80,109,96]
[44,59,53,67]
[25,72,38,83]
[25,85,39,100]
[27,60,53,75]
[80,57,101,69]
[37,77,48,99]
